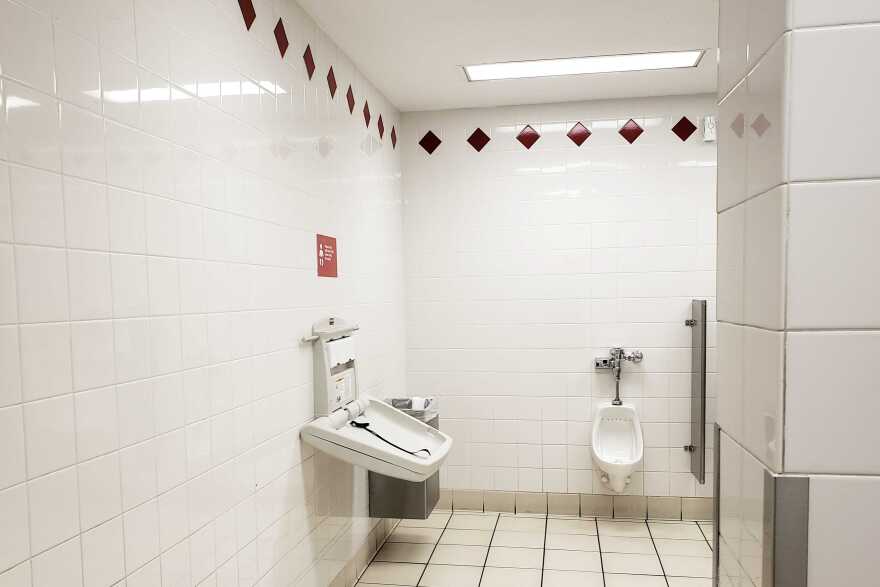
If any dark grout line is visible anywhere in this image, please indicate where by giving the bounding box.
[539,513,548,587]
[595,518,607,587]
[696,521,714,551]
[414,511,455,586]
[477,512,501,587]
[645,520,670,587]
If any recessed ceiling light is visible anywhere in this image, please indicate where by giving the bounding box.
[463,50,705,81]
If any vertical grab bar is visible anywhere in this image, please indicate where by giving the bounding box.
[685,299,707,484]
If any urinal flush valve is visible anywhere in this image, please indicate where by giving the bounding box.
[594,347,644,405]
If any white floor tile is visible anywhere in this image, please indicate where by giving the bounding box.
[478,566,541,587]
[447,513,498,531]
[545,533,599,551]
[360,562,424,586]
[648,522,704,540]
[599,536,656,554]
[598,520,650,538]
[485,546,543,569]
[604,574,668,587]
[418,564,482,587]
[375,542,435,564]
[496,515,545,533]
[667,578,713,587]
[390,527,443,544]
[547,517,598,535]
[601,552,663,575]
[428,544,487,567]
[439,529,492,546]
[400,512,451,529]
[654,538,712,557]
[661,554,713,578]
[542,570,604,587]
[490,530,544,549]
[544,549,603,572]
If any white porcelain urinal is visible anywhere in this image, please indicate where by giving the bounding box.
[301,395,452,482]
[591,401,644,493]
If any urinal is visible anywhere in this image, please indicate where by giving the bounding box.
[299,317,453,483]
[591,401,643,493]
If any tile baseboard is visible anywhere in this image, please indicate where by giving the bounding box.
[442,489,713,521]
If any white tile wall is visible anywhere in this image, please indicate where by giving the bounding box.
[717,0,880,582]
[0,0,403,585]
[808,475,880,584]
[402,95,717,498]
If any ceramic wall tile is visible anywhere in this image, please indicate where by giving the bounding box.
[743,186,786,330]
[402,96,717,498]
[716,205,744,324]
[0,0,56,94]
[746,34,788,200]
[748,0,789,65]
[790,0,880,27]
[4,82,61,172]
[788,25,880,182]
[718,0,749,98]
[787,180,880,328]
[717,81,748,212]
[808,475,880,585]
[741,326,783,471]
[786,332,880,474]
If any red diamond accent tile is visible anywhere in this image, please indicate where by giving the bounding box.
[567,122,591,147]
[467,128,491,152]
[419,131,441,154]
[516,125,540,149]
[363,101,371,127]
[391,126,397,149]
[273,19,289,58]
[378,115,385,139]
[671,116,698,142]
[751,113,771,137]
[731,113,745,138]
[619,119,644,144]
[238,0,256,30]
[303,45,316,79]
[346,85,355,113]
[327,67,337,98]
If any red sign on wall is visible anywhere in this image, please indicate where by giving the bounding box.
[316,234,338,277]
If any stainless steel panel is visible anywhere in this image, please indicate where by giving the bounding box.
[763,472,810,587]
[688,299,708,483]
[368,414,441,520]
[713,423,721,587]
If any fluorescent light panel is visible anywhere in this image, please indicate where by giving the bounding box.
[464,50,704,81]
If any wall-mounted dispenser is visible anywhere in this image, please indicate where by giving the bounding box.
[300,318,453,493]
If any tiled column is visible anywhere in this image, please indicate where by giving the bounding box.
[716,1,880,585]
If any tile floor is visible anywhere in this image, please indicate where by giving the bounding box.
[358,511,714,587]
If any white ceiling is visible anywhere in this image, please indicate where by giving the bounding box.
[297,0,719,112]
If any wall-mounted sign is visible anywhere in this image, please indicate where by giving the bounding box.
[317,234,337,277]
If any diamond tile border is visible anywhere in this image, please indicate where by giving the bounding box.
[567,122,591,147]
[731,113,746,138]
[303,44,316,79]
[346,85,355,114]
[391,126,397,149]
[467,128,491,152]
[363,101,371,128]
[327,67,337,98]
[619,119,644,144]
[238,0,256,30]
[273,19,288,58]
[419,131,441,155]
[671,116,697,141]
[751,113,771,137]
[516,125,541,149]
[378,115,385,139]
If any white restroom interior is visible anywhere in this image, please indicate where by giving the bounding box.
[0,0,878,586]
